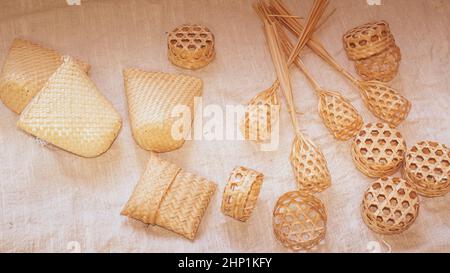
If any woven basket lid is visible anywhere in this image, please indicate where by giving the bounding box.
[18,57,121,158]
[0,38,90,114]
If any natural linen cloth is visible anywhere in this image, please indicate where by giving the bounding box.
[0,0,449,252]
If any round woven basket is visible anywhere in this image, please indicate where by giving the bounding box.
[167,24,215,70]
[355,43,401,82]
[361,176,420,235]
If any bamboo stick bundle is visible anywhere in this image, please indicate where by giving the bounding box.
[267,0,411,127]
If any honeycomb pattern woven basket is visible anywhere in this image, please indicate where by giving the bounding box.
[168,24,215,70]
[355,43,401,82]
[403,141,450,197]
[17,57,121,158]
[361,176,420,235]
[273,191,327,251]
[123,68,202,153]
[121,153,216,240]
[221,166,264,222]
[0,38,90,114]
[352,122,406,178]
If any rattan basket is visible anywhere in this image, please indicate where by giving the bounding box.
[168,24,215,70]
[0,38,90,114]
[123,68,202,153]
[361,176,420,235]
[273,191,327,251]
[352,122,406,178]
[121,154,216,240]
[221,166,264,222]
[355,43,401,82]
[403,141,450,197]
[17,57,121,158]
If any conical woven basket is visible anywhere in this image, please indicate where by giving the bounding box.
[221,166,264,222]
[121,154,216,240]
[168,24,215,70]
[0,38,90,114]
[352,122,406,178]
[273,191,327,251]
[123,69,202,153]
[18,57,121,158]
[361,176,419,235]
[403,141,450,197]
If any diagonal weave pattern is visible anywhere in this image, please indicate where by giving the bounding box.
[221,166,264,222]
[121,154,216,240]
[317,90,363,141]
[17,58,121,158]
[403,141,450,197]
[352,122,406,178]
[343,21,395,61]
[124,69,202,153]
[241,82,280,143]
[290,135,331,193]
[355,43,401,82]
[168,24,215,70]
[273,191,327,251]
[361,177,420,235]
[0,38,90,114]
[357,80,411,127]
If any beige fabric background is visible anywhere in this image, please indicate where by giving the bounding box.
[0,0,449,253]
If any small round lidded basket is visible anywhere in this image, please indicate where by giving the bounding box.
[167,24,215,70]
[343,21,401,82]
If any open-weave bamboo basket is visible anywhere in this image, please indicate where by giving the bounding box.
[121,154,216,240]
[18,57,121,158]
[221,166,264,222]
[123,69,202,153]
[403,141,450,197]
[352,122,406,178]
[0,38,90,114]
[361,176,420,235]
[343,21,401,82]
[273,191,327,251]
[168,24,215,70]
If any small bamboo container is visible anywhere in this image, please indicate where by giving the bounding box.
[221,166,264,222]
[403,141,450,197]
[121,154,216,240]
[352,122,406,178]
[273,191,327,251]
[361,176,420,235]
[343,21,401,82]
[167,24,215,70]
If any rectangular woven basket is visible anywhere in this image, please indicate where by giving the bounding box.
[121,154,216,240]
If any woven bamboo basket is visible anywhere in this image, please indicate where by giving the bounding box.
[403,141,450,197]
[221,166,264,222]
[168,24,215,70]
[17,57,121,158]
[123,69,202,153]
[241,82,280,143]
[343,21,401,82]
[121,154,216,240]
[355,43,401,82]
[273,191,327,251]
[361,176,420,235]
[0,38,90,114]
[352,122,406,178]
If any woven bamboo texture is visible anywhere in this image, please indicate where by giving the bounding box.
[361,177,420,235]
[273,191,327,251]
[403,141,450,197]
[17,57,121,158]
[121,154,216,240]
[241,82,280,143]
[352,122,406,178]
[168,24,215,70]
[123,69,202,153]
[221,166,264,222]
[355,43,401,82]
[0,38,90,114]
